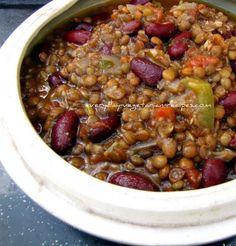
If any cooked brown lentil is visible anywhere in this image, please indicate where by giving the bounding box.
[21,0,236,192]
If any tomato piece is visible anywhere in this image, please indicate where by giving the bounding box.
[186,55,220,68]
[153,107,176,122]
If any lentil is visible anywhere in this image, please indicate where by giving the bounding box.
[152,155,167,169]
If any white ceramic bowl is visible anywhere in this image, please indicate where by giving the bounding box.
[1,0,236,245]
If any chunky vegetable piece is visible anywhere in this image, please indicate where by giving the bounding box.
[21,0,236,192]
[153,107,176,122]
[186,55,220,68]
[180,77,215,129]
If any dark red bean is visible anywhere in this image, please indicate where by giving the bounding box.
[202,158,227,188]
[75,22,94,32]
[130,57,163,87]
[174,31,192,41]
[130,0,149,5]
[108,171,157,191]
[168,41,188,60]
[168,31,191,60]
[185,169,202,189]
[145,22,176,41]
[48,72,66,87]
[230,60,236,74]
[51,111,79,153]
[122,20,141,34]
[64,30,92,45]
[89,116,120,143]
[219,91,236,111]
[101,42,113,55]
[229,138,236,150]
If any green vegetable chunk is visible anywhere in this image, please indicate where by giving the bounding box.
[180,77,215,129]
[99,60,114,69]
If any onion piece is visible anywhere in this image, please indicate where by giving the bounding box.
[129,140,157,152]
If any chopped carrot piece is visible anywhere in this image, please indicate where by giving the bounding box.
[186,55,220,68]
[153,107,176,122]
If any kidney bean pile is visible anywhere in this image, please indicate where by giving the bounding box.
[21,0,236,192]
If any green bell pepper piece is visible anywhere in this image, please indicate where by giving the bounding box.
[99,60,114,69]
[180,77,215,129]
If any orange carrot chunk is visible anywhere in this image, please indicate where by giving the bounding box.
[153,107,176,122]
[186,55,220,67]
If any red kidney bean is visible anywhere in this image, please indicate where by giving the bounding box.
[101,42,113,55]
[174,31,192,41]
[64,30,92,45]
[122,20,141,34]
[130,57,163,87]
[202,158,227,188]
[229,138,236,150]
[168,41,188,60]
[89,116,120,143]
[219,91,236,111]
[145,22,176,41]
[173,32,192,41]
[75,22,94,32]
[185,169,202,189]
[130,0,149,5]
[168,31,191,60]
[48,72,66,87]
[51,111,79,153]
[108,171,157,191]
[230,60,236,74]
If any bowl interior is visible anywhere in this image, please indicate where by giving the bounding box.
[1,0,236,244]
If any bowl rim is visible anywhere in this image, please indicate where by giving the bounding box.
[1,0,236,245]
